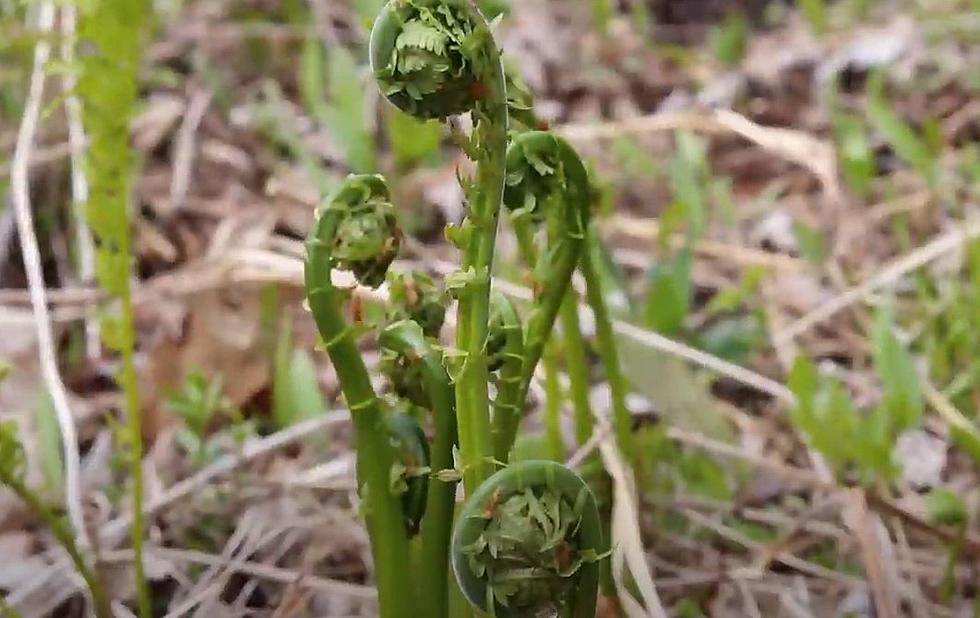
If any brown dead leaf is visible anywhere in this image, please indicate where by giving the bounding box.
[140,284,273,441]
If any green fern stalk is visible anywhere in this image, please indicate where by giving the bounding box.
[304,175,413,618]
[496,131,591,457]
[0,425,110,618]
[488,290,525,462]
[581,229,634,457]
[542,342,565,461]
[76,1,149,613]
[1,474,112,618]
[379,320,457,618]
[558,295,594,447]
[370,0,509,491]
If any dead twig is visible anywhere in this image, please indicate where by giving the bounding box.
[8,411,353,608]
[102,546,376,600]
[559,108,841,201]
[775,218,980,345]
[605,215,808,273]
[60,3,99,360]
[682,507,862,586]
[0,141,79,177]
[169,90,212,212]
[10,0,88,548]
[593,411,669,618]
[843,488,900,618]
[100,410,349,545]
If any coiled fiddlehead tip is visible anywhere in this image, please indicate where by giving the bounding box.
[503,131,570,220]
[324,174,401,288]
[451,460,603,617]
[370,0,492,120]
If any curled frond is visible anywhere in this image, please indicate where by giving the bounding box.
[370,0,496,119]
[382,272,446,408]
[494,132,592,458]
[503,136,563,223]
[452,460,603,617]
[388,271,446,339]
[504,132,587,227]
[315,174,401,288]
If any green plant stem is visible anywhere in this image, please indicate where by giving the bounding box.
[380,321,456,618]
[306,228,412,618]
[453,85,509,493]
[558,293,594,446]
[76,1,149,612]
[492,216,538,461]
[580,229,634,457]
[119,293,148,616]
[498,211,584,460]
[941,528,965,604]
[0,474,111,618]
[490,292,525,463]
[495,132,590,458]
[542,341,564,461]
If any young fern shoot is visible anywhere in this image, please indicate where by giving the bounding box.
[451,460,603,617]
[304,4,608,618]
[379,318,457,618]
[494,131,592,458]
[304,175,414,617]
[371,0,508,490]
[76,1,151,612]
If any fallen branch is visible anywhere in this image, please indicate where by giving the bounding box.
[10,0,88,548]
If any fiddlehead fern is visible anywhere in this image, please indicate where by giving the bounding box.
[381,271,444,408]
[305,174,413,617]
[372,0,509,491]
[362,6,608,618]
[379,319,457,618]
[452,460,603,617]
[371,1,483,120]
[327,175,401,288]
[494,131,591,458]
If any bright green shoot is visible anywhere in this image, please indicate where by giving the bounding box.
[301,2,605,617]
[0,422,111,618]
[76,0,150,613]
